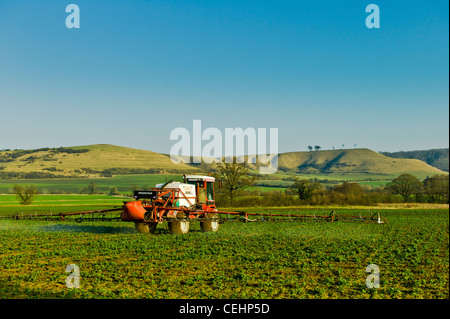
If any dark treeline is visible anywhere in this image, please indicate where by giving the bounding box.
[0,171,63,179]
[0,167,185,179]
[381,149,449,172]
[215,173,449,207]
[0,147,89,163]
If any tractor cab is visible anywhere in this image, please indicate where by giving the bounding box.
[183,175,216,210]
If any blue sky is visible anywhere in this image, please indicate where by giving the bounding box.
[0,0,448,154]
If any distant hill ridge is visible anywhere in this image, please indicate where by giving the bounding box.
[0,144,446,178]
[273,148,445,175]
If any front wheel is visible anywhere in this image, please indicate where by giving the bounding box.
[168,219,190,234]
[135,222,157,234]
[200,213,219,232]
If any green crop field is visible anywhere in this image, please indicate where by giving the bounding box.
[0,195,448,299]
[0,174,183,195]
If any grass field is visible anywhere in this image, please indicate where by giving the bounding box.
[0,195,448,299]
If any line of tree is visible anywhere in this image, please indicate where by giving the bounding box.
[9,164,448,207]
[212,167,449,207]
[0,147,89,163]
[381,149,449,172]
[1,171,64,179]
[386,173,449,203]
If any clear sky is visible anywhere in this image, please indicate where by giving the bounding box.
[0,0,448,154]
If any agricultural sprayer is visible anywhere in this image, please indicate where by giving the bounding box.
[2,175,387,233]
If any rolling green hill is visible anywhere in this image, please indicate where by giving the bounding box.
[275,148,445,176]
[0,145,446,180]
[0,144,197,178]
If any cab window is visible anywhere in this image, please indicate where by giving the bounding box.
[206,182,214,201]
